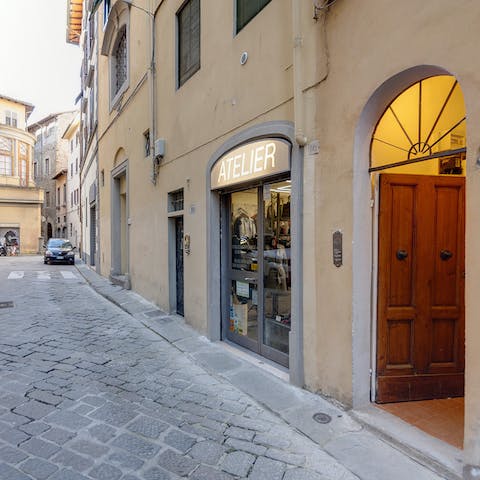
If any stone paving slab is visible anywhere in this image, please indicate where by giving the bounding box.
[324,431,444,480]
[0,257,451,480]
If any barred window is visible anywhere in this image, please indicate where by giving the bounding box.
[113,28,127,96]
[168,189,184,213]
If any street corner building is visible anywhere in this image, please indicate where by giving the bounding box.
[0,94,43,254]
[72,0,480,477]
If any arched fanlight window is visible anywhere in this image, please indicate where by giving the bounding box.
[370,76,466,174]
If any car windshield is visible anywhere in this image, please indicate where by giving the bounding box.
[48,239,72,249]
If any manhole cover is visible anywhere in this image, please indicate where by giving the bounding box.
[0,301,14,309]
[313,412,332,424]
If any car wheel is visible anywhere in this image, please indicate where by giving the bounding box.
[69,259,74,265]
[44,259,47,264]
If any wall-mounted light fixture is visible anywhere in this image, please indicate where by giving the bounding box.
[240,52,248,65]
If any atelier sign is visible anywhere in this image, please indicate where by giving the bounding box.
[211,139,290,190]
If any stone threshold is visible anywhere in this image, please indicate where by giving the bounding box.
[351,404,463,480]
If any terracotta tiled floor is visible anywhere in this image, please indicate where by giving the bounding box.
[377,397,464,449]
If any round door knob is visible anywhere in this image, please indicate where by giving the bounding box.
[396,249,408,260]
[440,249,453,261]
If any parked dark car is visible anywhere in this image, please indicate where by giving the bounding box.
[44,238,76,265]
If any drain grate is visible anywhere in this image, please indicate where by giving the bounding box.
[313,412,332,424]
[0,301,14,309]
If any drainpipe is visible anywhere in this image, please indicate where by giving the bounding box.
[292,0,307,147]
[149,0,157,184]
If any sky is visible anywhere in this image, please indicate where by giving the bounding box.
[0,0,82,124]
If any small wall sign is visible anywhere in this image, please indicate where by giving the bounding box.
[333,230,342,267]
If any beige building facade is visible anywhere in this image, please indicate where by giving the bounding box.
[62,113,82,248]
[84,0,480,477]
[73,0,100,268]
[0,95,43,254]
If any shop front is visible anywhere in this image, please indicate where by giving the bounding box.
[0,226,20,255]
[207,123,302,375]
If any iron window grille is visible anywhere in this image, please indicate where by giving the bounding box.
[169,189,184,213]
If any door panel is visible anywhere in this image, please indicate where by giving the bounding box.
[388,185,415,307]
[433,186,460,306]
[386,320,413,367]
[227,189,260,351]
[224,182,291,367]
[90,206,96,266]
[175,217,184,316]
[376,174,465,403]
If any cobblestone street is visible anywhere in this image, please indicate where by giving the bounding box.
[0,257,360,480]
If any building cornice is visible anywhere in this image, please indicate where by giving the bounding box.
[0,94,34,119]
[0,126,36,145]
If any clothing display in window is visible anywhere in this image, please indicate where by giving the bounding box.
[233,208,257,240]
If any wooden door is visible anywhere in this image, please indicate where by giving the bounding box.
[376,174,465,403]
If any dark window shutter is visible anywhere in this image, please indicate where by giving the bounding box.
[236,0,271,33]
[178,0,200,87]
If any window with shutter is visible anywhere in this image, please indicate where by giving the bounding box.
[113,28,127,96]
[236,0,271,33]
[0,136,13,176]
[18,141,28,185]
[4,111,17,127]
[103,0,111,27]
[177,0,200,87]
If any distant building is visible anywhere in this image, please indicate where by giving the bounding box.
[0,94,43,254]
[29,111,76,241]
[76,0,99,268]
[61,112,81,249]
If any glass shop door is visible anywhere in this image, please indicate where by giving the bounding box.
[225,180,291,367]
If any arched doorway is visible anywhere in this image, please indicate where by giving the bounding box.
[371,75,465,448]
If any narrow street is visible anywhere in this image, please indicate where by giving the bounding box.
[0,256,451,480]
[0,256,361,480]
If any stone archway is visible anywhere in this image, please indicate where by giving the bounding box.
[351,65,455,408]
